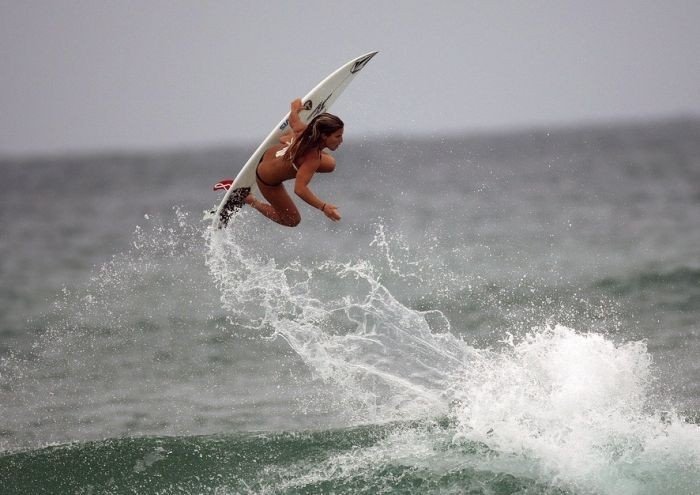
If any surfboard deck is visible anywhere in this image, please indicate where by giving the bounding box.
[207,51,378,229]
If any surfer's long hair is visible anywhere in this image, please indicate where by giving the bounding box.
[284,113,344,163]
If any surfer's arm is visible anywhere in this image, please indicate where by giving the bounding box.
[293,159,322,208]
[279,99,306,145]
[288,98,306,136]
[294,159,341,221]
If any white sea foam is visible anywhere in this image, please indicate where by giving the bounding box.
[205,221,700,495]
[449,324,700,494]
[206,224,471,421]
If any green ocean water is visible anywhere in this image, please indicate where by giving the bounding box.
[3,419,697,495]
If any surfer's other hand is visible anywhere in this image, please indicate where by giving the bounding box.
[322,203,341,222]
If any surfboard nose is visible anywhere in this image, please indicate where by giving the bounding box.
[350,51,379,74]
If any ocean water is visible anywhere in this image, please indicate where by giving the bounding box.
[1,119,699,494]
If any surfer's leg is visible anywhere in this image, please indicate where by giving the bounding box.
[249,182,301,227]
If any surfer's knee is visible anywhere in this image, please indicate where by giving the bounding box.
[281,215,301,227]
[277,210,301,227]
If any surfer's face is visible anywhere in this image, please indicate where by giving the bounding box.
[323,128,344,150]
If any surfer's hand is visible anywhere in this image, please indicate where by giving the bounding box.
[322,203,341,222]
[291,98,304,112]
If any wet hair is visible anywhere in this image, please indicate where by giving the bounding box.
[284,112,344,163]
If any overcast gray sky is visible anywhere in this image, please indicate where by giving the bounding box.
[2,0,699,155]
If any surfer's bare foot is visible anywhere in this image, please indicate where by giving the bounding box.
[244,194,256,207]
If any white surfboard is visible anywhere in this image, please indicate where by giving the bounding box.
[208,51,378,229]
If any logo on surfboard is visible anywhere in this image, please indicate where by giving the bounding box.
[350,52,377,73]
[308,93,333,120]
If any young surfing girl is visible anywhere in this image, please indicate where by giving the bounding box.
[244,98,344,227]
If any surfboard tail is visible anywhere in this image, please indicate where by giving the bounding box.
[218,187,251,228]
[206,183,251,227]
